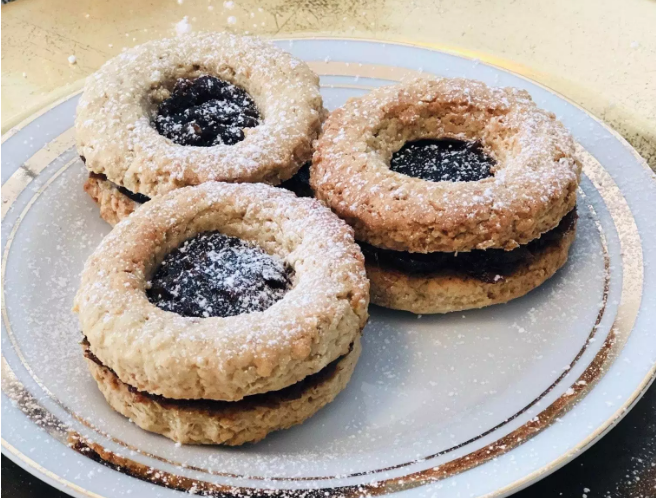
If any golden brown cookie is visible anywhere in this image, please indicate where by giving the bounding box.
[76,32,323,199]
[74,182,369,402]
[311,77,581,253]
[83,336,361,445]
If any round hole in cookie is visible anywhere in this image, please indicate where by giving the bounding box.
[389,138,495,183]
[152,75,262,147]
[146,231,294,318]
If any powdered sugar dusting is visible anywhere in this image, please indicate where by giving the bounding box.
[154,75,260,147]
[174,16,192,36]
[148,231,292,318]
[390,138,494,183]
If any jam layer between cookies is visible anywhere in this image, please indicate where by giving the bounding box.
[147,231,293,318]
[154,75,260,147]
[86,165,312,202]
[82,339,351,411]
[390,138,495,183]
[278,162,312,197]
[361,209,577,283]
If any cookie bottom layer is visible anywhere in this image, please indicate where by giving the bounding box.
[84,174,140,226]
[84,336,361,445]
[84,171,313,226]
[367,225,576,314]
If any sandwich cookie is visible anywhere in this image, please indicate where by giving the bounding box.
[77,32,324,225]
[74,182,369,444]
[312,77,581,313]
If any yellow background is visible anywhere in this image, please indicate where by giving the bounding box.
[2,0,655,169]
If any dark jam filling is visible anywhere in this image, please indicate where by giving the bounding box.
[87,168,311,204]
[154,75,260,147]
[279,163,313,197]
[82,339,351,409]
[147,231,293,318]
[390,139,494,182]
[361,209,577,283]
[116,185,151,204]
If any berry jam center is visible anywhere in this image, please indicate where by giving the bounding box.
[147,232,292,318]
[390,138,494,182]
[154,75,260,147]
[361,209,577,283]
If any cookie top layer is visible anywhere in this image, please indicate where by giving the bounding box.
[74,182,369,401]
[311,77,581,253]
[76,32,323,197]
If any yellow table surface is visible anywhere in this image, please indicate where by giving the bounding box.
[2,0,655,169]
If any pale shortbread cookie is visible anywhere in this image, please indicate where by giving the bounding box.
[74,182,369,401]
[367,220,576,314]
[84,336,361,446]
[312,77,581,253]
[76,32,323,197]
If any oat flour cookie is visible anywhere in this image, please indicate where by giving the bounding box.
[312,78,581,313]
[74,182,369,444]
[77,32,323,224]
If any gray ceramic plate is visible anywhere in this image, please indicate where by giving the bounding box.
[2,38,656,498]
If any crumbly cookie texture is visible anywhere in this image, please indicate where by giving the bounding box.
[84,175,140,226]
[74,182,369,401]
[312,77,581,253]
[76,32,323,197]
[367,222,576,314]
[84,336,361,445]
